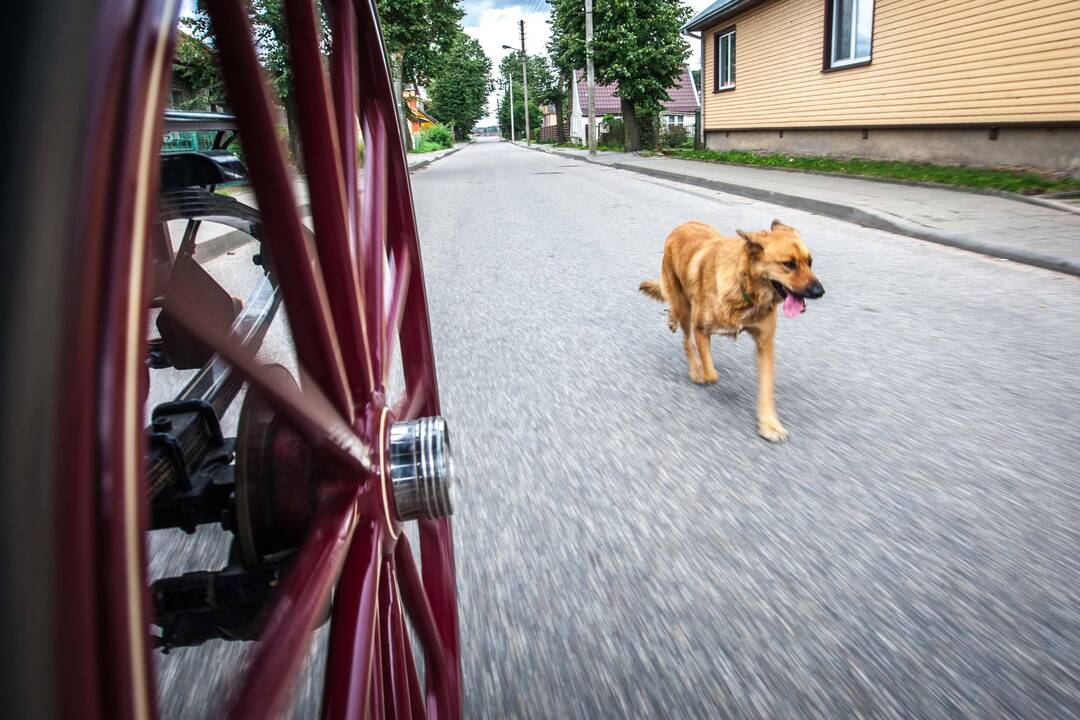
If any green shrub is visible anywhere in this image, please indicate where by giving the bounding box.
[411,124,453,153]
[662,124,689,148]
[420,124,453,149]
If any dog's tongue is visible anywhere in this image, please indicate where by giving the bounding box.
[783,293,805,318]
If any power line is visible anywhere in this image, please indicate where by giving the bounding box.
[524,0,549,18]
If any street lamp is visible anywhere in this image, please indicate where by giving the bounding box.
[501,46,516,142]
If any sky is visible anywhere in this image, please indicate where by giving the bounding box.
[464,0,716,125]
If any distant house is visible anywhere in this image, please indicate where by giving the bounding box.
[568,66,700,144]
[404,88,439,139]
[682,0,1080,174]
[541,103,559,128]
[538,103,561,142]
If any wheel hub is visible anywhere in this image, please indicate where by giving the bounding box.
[234,365,316,567]
[387,416,456,521]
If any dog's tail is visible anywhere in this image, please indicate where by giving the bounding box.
[639,279,665,302]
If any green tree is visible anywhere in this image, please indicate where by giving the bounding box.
[547,1,582,142]
[497,52,546,141]
[428,31,493,140]
[379,0,464,87]
[549,0,691,150]
[172,31,224,110]
[496,91,543,142]
[379,0,464,149]
[181,0,463,153]
[181,1,304,160]
[530,55,565,142]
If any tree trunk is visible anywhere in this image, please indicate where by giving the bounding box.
[561,75,572,141]
[620,97,641,151]
[554,74,567,143]
[393,53,413,152]
[284,93,302,168]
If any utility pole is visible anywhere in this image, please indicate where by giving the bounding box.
[584,0,597,155]
[520,19,531,146]
[507,71,515,141]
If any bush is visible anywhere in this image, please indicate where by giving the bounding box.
[600,117,624,147]
[662,124,689,148]
[415,124,453,152]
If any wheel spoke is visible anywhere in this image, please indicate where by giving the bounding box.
[360,126,388,386]
[381,561,413,720]
[207,0,354,420]
[418,520,461,713]
[394,536,451,716]
[370,616,386,720]
[227,493,361,720]
[400,609,428,720]
[321,520,382,720]
[326,0,361,259]
[284,0,375,400]
[383,246,411,388]
[161,281,372,473]
[354,0,402,390]
[352,0,441,418]
[392,365,431,423]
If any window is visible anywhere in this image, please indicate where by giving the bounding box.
[713,27,735,92]
[827,0,873,68]
[665,115,684,126]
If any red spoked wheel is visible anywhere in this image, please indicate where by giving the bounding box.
[30,1,461,718]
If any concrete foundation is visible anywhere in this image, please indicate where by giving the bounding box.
[703,126,1080,176]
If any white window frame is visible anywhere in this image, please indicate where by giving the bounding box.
[715,27,735,91]
[829,0,874,68]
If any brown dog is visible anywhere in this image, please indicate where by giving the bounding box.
[640,219,823,442]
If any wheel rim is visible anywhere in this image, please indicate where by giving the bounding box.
[64,1,462,718]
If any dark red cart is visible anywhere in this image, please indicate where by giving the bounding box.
[0,1,462,718]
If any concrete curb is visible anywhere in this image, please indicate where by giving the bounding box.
[527,144,1080,278]
[408,140,472,171]
[653,153,1080,219]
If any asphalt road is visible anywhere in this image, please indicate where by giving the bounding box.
[154,138,1080,718]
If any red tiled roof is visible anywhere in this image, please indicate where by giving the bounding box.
[574,66,699,115]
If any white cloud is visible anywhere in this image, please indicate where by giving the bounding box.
[463,1,554,124]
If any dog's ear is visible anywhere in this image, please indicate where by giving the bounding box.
[771,218,787,230]
[737,229,764,257]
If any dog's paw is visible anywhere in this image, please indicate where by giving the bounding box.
[690,370,717,385]
[758,419,789,443]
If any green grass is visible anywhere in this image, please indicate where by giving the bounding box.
[667,149,1080,195]
[410,140,445,154]
[550,141,626,152]
[410,124,454,154]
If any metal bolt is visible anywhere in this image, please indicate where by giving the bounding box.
[152,416,172,433]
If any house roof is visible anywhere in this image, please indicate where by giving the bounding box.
[681,0,769,33]
[573,66,700,115]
